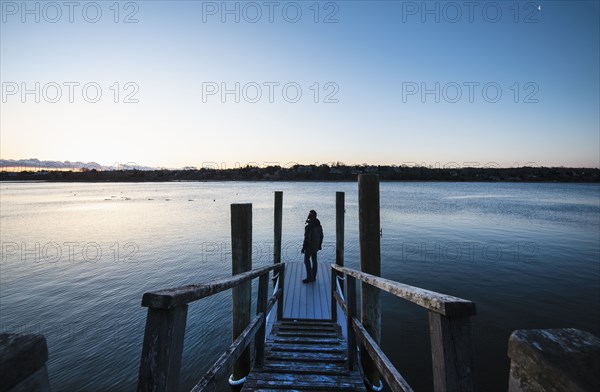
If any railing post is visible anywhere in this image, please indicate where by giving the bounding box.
[358,174,381,388]
[137,305,188,391]
[346,274,357,371]
[277,263,285,320]
[428,312,476,392]
[231,203,252,384]
[255,273,269,366]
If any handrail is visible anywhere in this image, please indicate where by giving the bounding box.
[331,264,475,317]
[142,264,284,309]
[331,264,477,392]
[138,263,285,392]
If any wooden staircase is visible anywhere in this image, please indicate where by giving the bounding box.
[242,319,367,391]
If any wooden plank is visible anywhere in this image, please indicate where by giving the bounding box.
[244,372,365,390]
[274,330,338,338]
[137,305,188,392]
[268,344,344,354]
[142,264,282,309]
[265,351,346,362]
[352,318,414,392]
[429,312,476,392]
[271,336,343,345]
[192,314,263,392]
[332,265,476,317]
[276,326,337,333]
[261,361,347,375]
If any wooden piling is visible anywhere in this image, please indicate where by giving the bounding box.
[332,191,345,323]
[336,191,345,269]
[231,203,252,383]
[273,191,283,267]
[358,174,381,388]
[274,191,284,319]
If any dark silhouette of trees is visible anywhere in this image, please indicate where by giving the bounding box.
[1,165,598,183]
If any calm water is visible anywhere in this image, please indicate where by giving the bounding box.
[1,181,599,391]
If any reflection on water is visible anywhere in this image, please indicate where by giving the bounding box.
[1,181,599,391]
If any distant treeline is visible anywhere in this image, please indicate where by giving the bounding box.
[1,165,598,183]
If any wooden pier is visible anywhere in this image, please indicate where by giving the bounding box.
[137,176,478,392]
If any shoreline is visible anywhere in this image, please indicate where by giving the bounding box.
[1,166,599,184]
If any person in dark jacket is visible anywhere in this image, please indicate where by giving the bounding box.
[301,210,323,283]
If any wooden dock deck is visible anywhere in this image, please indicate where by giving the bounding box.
[138,184,478,392]
[281,262,332,320]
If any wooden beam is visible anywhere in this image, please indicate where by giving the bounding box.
[429,312,476,392]
[137,305,188,392]
[331,265,475,318]
[142,264,282,309]
[231,203,252,382]
[352,318,414,392]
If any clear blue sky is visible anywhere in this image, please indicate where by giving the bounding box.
[1,1,599,168]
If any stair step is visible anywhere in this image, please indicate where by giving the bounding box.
[244,372,365,391]
[241,320,366,391]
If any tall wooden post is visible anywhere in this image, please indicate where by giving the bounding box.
[332,191,345,322]
[336,192,345,272]
[231,203,252,383]
[274,191,283,267]
[358,174,381,389]
[274,191,284,319]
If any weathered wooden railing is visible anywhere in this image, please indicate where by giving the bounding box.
[331,264,477,392]
[137,262,285,392]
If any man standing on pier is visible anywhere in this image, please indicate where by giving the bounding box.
[301,210,323,283]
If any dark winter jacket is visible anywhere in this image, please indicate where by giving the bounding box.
[302,218,323,254]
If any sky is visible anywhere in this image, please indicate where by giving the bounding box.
[1,0,599,169]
